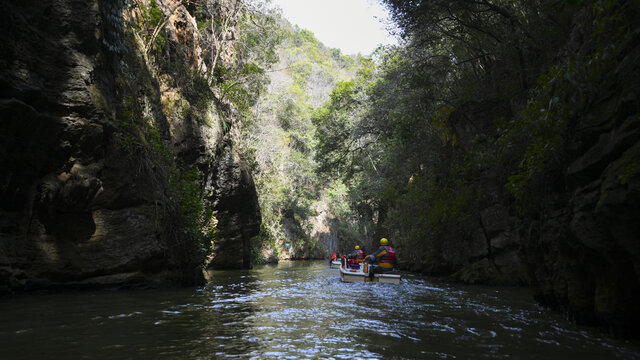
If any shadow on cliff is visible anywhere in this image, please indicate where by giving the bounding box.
[0,0,191,292]
[0,0,108,280]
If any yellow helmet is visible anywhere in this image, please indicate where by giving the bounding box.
[355,245,360,250]
[380,238,388,246]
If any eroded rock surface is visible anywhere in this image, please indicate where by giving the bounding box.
[0,0,261,295]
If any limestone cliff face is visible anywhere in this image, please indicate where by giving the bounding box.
[521,29,640,335]
[205,143,261,269]
[396,4,639,337]
[435,5,640,335]
[0,0,261,294]
[309,201,338,259]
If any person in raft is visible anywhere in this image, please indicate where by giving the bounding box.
[329,252,338,265]
[347,245,364,262]
[365,238,396,276]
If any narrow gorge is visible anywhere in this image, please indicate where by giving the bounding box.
[1,0,640,339]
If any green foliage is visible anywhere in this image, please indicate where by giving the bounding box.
[113,59,211,271]
[236,5,283,66]
[220,61,268,113]
[248,16,363,259]
[290,61,313,87]
[296,29,319,46]
[143,0,162,24]
[501,65,573,204]
[289,29,323,63]
[618,162,638,185]
[138,0,166,58]
[326,181,351,217]
[311,0,602,270]
[183,73,215,114]
[312,78,370,178]
[325,180,364,251]
[243,0,639,273]
[501,0,629,209]
[168,164,213,253]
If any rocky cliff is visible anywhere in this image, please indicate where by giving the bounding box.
[0,0,261,295]
[520,11,640,336]
[441,3,640,336]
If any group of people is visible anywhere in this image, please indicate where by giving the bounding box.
[346,237,397,275]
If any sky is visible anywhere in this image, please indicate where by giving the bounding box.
[269,0,397,55]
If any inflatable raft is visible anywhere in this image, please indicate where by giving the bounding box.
[339,257,401,284]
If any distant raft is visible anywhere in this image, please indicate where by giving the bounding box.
[330,260,342,269]
[339,257,401,284]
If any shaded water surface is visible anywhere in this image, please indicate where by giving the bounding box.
[1,260,639,359]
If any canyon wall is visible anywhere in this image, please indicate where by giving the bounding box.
[0,0,261,294]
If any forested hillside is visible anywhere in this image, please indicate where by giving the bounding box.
[244,18,365,262]
[311,0,640,336]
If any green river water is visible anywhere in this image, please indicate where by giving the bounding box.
[1,260,639,359]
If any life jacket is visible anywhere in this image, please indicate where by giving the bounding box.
[379,246,396,264]
[330,253,337,261]
[356,249,364,260]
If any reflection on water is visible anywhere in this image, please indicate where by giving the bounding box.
[1,260,639,359]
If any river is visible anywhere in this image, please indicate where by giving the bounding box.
[1,260,639,359]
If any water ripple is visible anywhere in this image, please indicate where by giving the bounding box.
[0,261,639,360]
